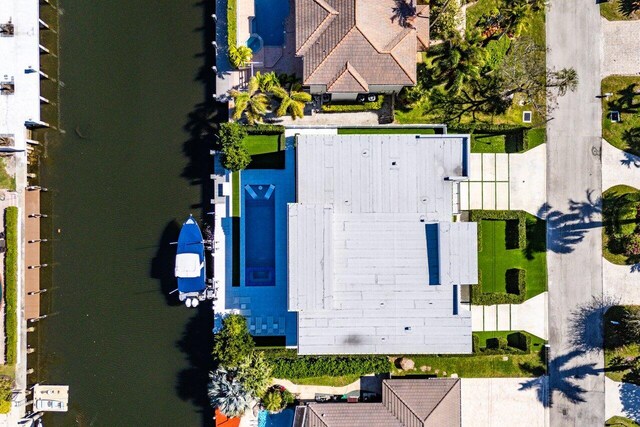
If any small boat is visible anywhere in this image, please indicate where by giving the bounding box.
[175,215,206,307]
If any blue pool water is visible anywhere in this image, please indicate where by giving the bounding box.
[252,0,289,46]
[244,184,276,286]
[258,409,295,427]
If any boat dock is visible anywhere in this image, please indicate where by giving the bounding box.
[25,189,41,319]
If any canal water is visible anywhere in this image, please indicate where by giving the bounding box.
[35,0,221,425]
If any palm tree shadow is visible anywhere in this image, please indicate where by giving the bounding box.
[620,151,640,168]
[536,193,603,254]
[568,295,619,352]
[519,350,604,407]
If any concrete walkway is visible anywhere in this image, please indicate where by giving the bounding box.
[602,18,640,78]
[605,377,640,423]
[603,258,640,305]
[461,378,547,427]
[275,111,380,126]
[602,139,640,191]
[471,292,548,340]
[459,144,547,217]
[272,377,362,400]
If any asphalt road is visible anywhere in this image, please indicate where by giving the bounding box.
[546,0,605,425]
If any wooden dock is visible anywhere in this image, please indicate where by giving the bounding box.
[25,190,41,319]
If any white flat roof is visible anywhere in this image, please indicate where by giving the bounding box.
[288,133,478,355]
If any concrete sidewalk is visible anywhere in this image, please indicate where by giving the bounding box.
[605,377,640,423]
[471,292,548,340]
[461,378,547,427]
[603,258,640,305]
[602,140,640,191]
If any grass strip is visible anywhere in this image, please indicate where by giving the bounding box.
[4,207,18,365]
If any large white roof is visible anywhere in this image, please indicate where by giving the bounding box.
[288,133,478,355]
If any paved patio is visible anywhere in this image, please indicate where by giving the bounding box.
[460,144,547,217]
[461,378,547,427]
[602,18,640,78]
[471,292,548,340]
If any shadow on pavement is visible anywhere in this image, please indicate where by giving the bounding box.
[620,381,640,421]
[568,295,619,352]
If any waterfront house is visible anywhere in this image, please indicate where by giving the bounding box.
[288,132,478,355]
[294,0,429,101]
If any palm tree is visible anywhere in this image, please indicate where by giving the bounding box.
[208,367,253,418]
[548,68,579,96]
[271,86,311,120]
[229,45,252,69]
[502,0,533,37]
[229,76,269,124]
[254,71,280,93]
[431,30,487,94]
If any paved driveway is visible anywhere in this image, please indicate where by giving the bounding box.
[602,139,640,191]
[462,378,547,427]
[602,18,640,77]
[546,0,605,425]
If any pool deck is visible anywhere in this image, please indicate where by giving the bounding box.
[223,137,297,345]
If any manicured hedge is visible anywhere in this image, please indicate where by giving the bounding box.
[321,96,385,113]
[4,207,17,365]
[472,334,479,353]
[264,350,391,379]
[244,124,285,135]
[507,332,532,352]
[227,0,237,48]
[505,268,526,297]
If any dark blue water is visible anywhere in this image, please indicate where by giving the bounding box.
[253,0,289,45]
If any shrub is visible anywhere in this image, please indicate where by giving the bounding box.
[430,0,462,40]
[507,332,531,352]
[219,123,251,172]
[0,376,12,404]
[486,337,508,350]
[505,219,521,249]
[213,314,255,367]
[262,388,284,412]
[624,234,640,257]
[505,268,526,296]
[470,210,527,251]
[4,207,17,365]
[472,334,480,353]
[484,36,511,71]
[227,0,237,48]
[244,124,285,135]
[236,351,273,398]
[208,367,252,417]
[321,96,385,113]
[265,352,391,379]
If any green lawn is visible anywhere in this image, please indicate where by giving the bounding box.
[602,185,640,265]
[4,207,17,365]
[244,134,280,155]
[392,352,545,378]
[604,306,640,384]
[0,158,15,191]
[600,0,640,20]
[606,416,640,427]
[337,127,438,135]
[284,375,361,387]
[231,171,240,217]
[602,76,640,155]
[478,216,547,299]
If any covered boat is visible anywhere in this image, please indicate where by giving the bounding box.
[175,215,206,307]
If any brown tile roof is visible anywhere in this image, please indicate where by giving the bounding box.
[306,402,403,427]
[295,0,429,93]
[384,378,460,422]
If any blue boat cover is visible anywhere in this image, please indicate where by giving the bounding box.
[176,215,206,293]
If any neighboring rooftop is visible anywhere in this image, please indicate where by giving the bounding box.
[294,0,429,93]
[288,133,478,355]
[302,378,461,427]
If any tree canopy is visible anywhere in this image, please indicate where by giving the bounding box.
[213,314,255,367]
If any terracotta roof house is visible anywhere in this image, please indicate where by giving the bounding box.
[296,378,461,427]
[294,0,429,101]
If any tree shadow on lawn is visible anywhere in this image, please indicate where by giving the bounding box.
[568,295,620,353]
[623,128,640,154]
[610,83,640,114]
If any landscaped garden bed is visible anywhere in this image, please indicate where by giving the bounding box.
[602,76,640,156]
[604,305,640,385]
[600,0,640,21]
[395,0,549,132]
[602,185,640,265]
[470,210,547,305]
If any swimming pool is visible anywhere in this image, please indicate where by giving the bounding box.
[244,184,276,286]
[257,409,295,427]
[252,0,289,46]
